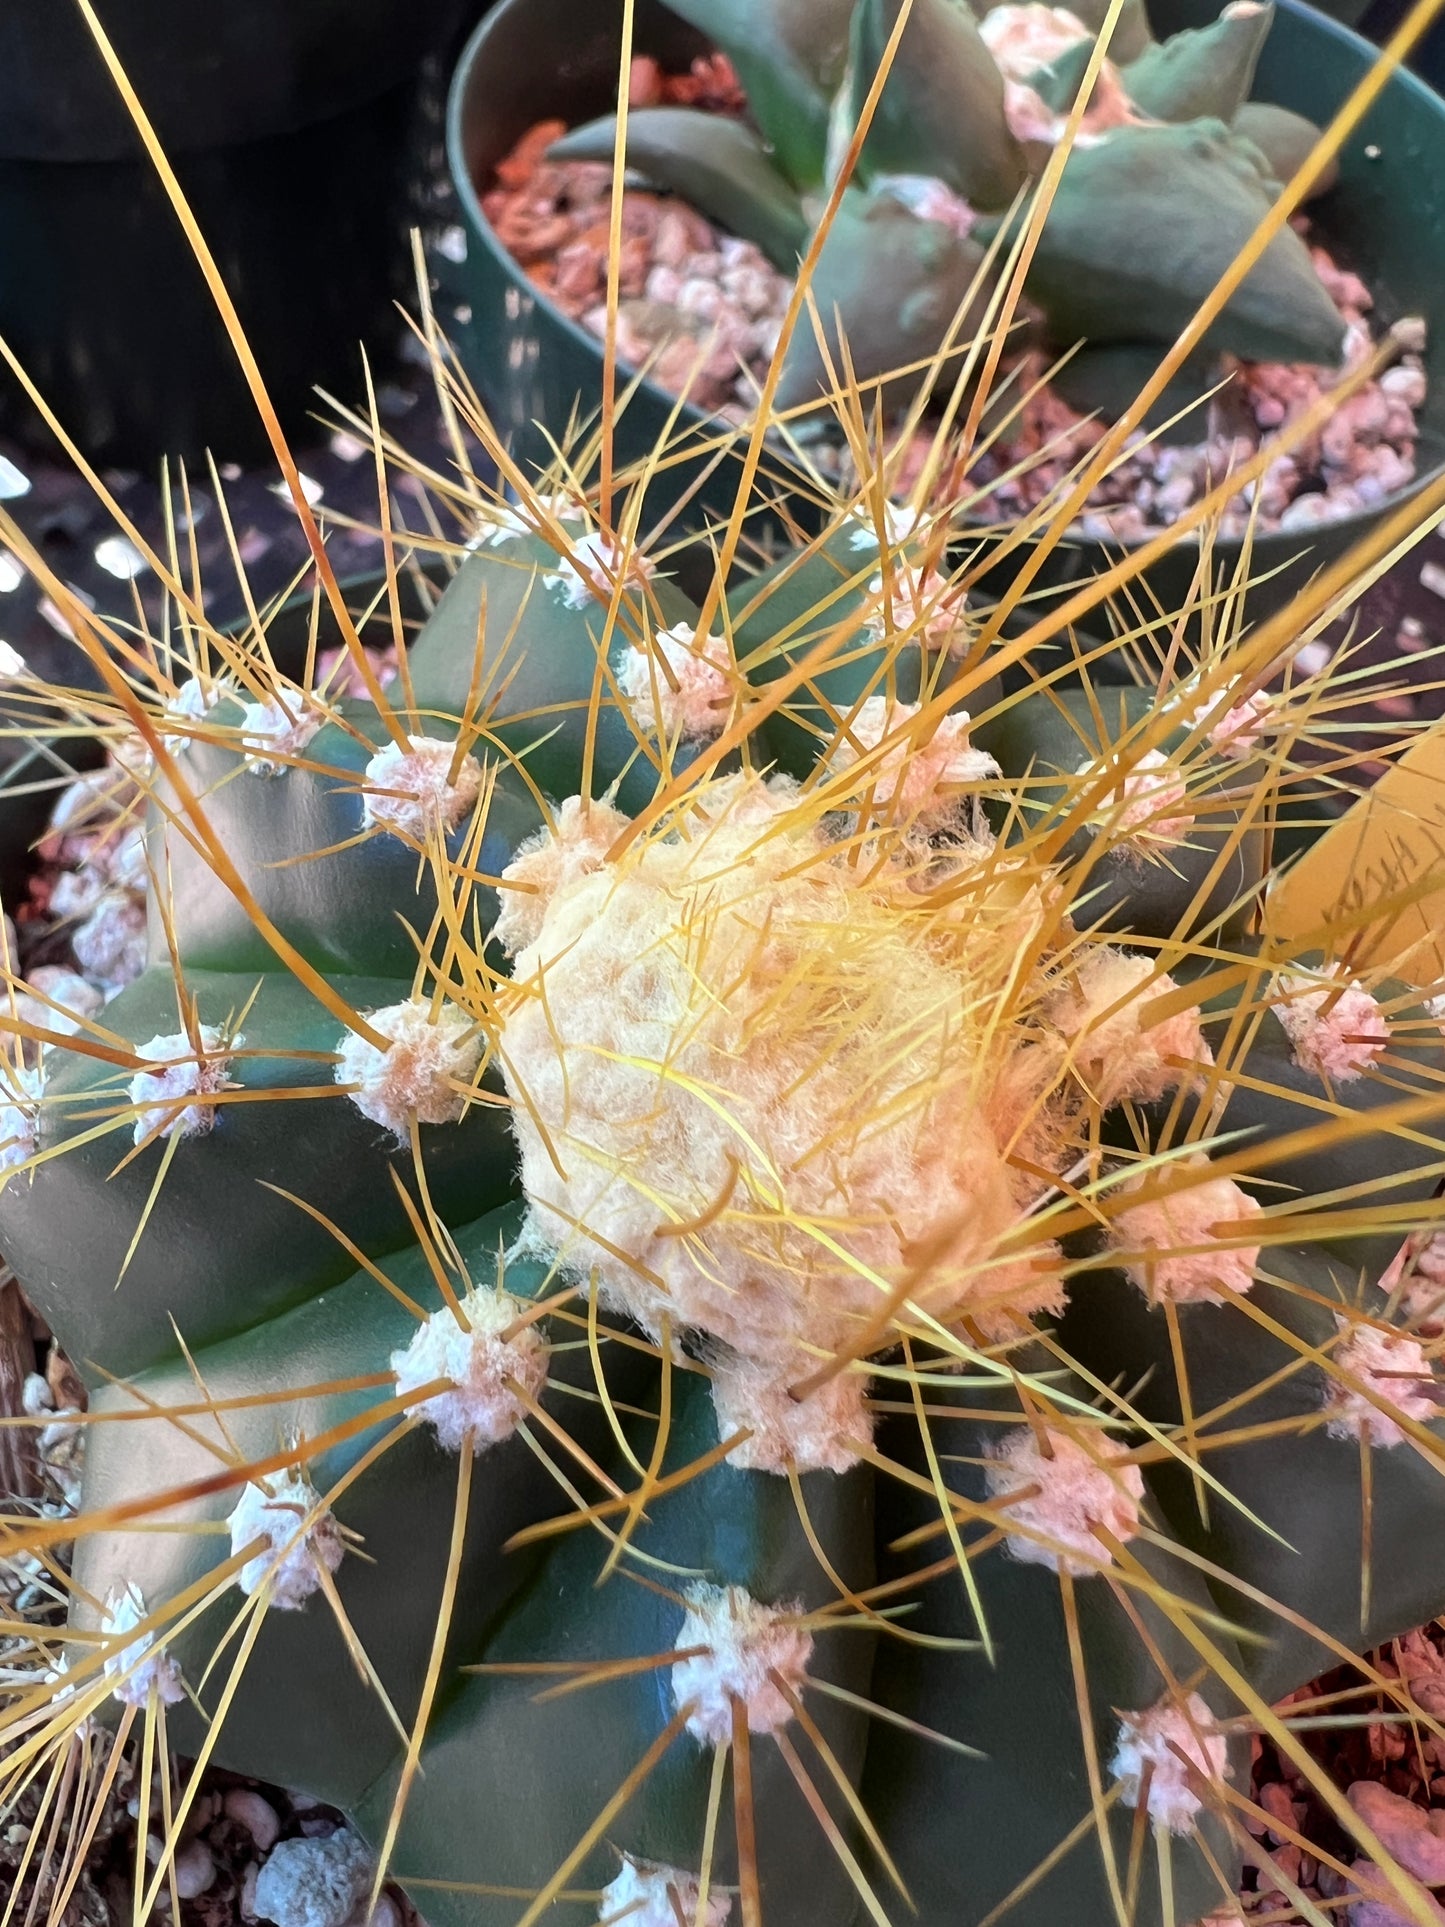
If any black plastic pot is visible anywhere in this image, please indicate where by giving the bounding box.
[1362,0,1445,92]
[1,0,464,162]
[446,0,1445,622]
[0,0,477,468]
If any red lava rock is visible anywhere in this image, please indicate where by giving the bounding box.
[481,80,792,417]
[1259,1780,1306,1841]
[1267,1842,1303,1887]
[1372,1721,1411,1764]
[1347,1781,1445,1885]
[629,54,664,107]
[663,52,748,112]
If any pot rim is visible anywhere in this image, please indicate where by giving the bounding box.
[446,0,1445,559]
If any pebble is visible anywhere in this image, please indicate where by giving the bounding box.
[1396,616,1428,652]
[253,1830,374,1927]
[173,1841,216,1899]
[225,1788,281,1853]
[1375,692,1417,721]
[342,1896,399,1927]
[1259,1779,1305,1841]
[485,68,789,418]
[1349,1877,1445,1927]
[1347,1780,1445,1884]
[1292,640,1334,676]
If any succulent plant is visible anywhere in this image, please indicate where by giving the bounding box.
[551,0,1348,413]
[2,375,1445,1927]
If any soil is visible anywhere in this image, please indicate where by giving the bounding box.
[481,57,792,421]
[481,74,1430,544]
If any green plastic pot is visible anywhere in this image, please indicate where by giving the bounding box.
[445,0,1445,622]
[444,0,789,536]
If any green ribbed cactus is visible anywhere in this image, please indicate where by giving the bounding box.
[551,0,1346,412]
[2,441,1445,1927]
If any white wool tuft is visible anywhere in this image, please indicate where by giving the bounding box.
[72,891,147,988]
[670,1582,813,1747]
[392,1289,550,1452]
[162,675,223,751]
[1081,749,1193,847]
[1050,950,1212,1106]
[252,1830,373,1927]
[846,500,925,551]
[1109,1691,1230,1833]
[877,173,979,238]
[1108,1155,1262,1306]
[500,772,1061,1413]
[240,696,321,774]
[101,1581,185,1708]
[619,623,735,741]
[599,1858,732,1927]
[546,528,655,608]
[361,736,482,841]
[1209,689,1272,761]
[474,491,587,548]
[985,1425,1144,1575]
[227,1471,345,1609]
[493,796,629,958]
[127,1027,238,1146]
[1323,1319,1436,1449]
[0,1063,43,1173]
[1172,679,1273,762]
[335,999,482,1139]
[17,966,103,1046]
[1272,970,1389,1083]
[710,1356,872,1474]
[832,697,999,821]
[599,1858,731,1927]
[864,562,973,655]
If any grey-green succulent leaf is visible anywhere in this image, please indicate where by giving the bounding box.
[660,0,854,188]
[1123,0,1274,124]
[1024,31,1114,116]
[776,186,994,412]
[1232,98,1339,198]
[841,0,1028,210]
[1049,340,1233,442]
[547,110,809,272]
[979,119,1346,366]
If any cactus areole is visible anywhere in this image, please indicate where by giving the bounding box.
[5,483,1445,1927]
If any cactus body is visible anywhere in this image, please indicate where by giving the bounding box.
[4,470,1444,1927]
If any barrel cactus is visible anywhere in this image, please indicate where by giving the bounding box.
[3,453,1445,1927]
[552,0,1348,413]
